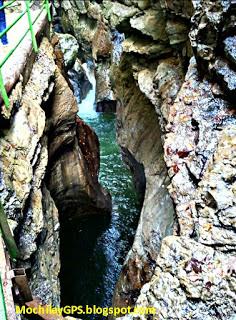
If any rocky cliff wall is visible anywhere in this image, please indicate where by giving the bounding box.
[0,34,111,307]
[58,1,236,319]
[112,55,175,307]
[114,1,236,319]
[0,38,60,305]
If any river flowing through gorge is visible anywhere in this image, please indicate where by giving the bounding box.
[60,63,140,319]
[0,1,235,319]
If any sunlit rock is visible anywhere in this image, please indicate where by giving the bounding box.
[56,33,79,68]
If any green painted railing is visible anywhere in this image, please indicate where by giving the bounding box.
[0,270,7,320]
[0,0,51,109]
[0,202,20,320]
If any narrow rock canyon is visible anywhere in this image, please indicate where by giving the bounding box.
[0,1,235,320]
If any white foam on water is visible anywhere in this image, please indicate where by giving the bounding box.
[78,62,98,119]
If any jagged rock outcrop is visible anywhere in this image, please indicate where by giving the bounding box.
[164,57,236,240]
[47,68,111,219]
[120,236,236,320]
[115,1,236,319]
[56,0,236,318]
[59,0,97,57]
[0,31,112,311]
[112,55,175,307]
[119,57,236,319]
[0,38,60,305]
[56,33,79,68]
[58,1,117,111]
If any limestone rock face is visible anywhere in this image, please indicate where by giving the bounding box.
[160,0,194,18]
[224,36,236,65]
[30,185,60,306]
[102,2,139,28]
[163,58,236,237]
[92,20,112,60]
[95,61,116,110]
[122,36,172,56]
[196,125,236,248]
[114,1,236,316]
[112,56,175,307]
[0,32,112,309]
[0,38,60,305]
[56,33,79,68]
[111,42,185,309]
[60,1,97,57]
[47,68,112,219]
[119,236,236,320]
[58,0,236,318]
[130,8,168,41]
[116,58,236,319]
[189,0,236,99]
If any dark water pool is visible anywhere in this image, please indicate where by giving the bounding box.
[60,111,140,319]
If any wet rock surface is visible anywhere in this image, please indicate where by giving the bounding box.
[47,68,112,219]
[68,58,93,103]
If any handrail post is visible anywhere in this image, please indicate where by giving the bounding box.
[45,0,51,22]
[0,68,10,109]
[25,0,38,52]
[0,201,20,260]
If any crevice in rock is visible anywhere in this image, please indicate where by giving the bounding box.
[120,146,146,205]
[96,100,117,112]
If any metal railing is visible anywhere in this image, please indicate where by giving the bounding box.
[0,0,51,109]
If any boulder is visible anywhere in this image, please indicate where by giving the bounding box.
[92,20,112,60]
[130,9,168,41]
[57,33,79,68]
[102,2,139,28]
[122,36,172,55]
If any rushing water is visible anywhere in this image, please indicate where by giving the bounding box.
[60,64,140,319]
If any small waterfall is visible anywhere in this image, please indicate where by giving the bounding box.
[78,62,98,119]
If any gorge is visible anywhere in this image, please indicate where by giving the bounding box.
[0,1,236,320]
[60,62,140,316]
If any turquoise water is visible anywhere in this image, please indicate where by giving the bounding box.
[60,80,140,318]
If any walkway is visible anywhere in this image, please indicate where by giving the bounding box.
[0,1,48,105]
